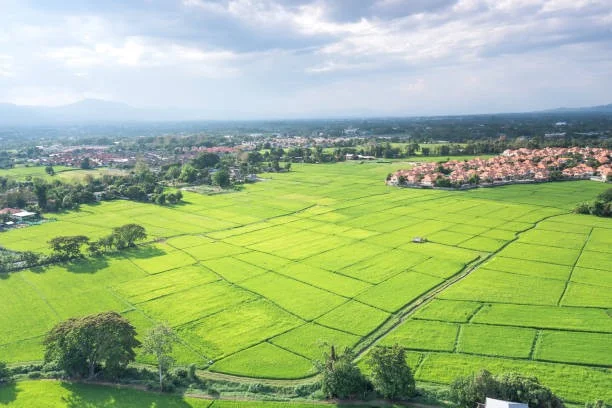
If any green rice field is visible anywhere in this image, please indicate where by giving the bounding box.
[0,162,610,403]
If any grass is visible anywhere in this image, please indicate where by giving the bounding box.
[0,380,212,407]
[0,162,610,397]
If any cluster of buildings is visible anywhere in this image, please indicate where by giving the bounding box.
[0,208,39,230]
[388,147,612,188]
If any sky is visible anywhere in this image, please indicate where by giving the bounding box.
[0,0,611,119]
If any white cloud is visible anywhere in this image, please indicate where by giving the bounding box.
[0,55,14,77]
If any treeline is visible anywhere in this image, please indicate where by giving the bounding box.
[0,224,147,272]
[574,188,612,217]
[0,318,576,408]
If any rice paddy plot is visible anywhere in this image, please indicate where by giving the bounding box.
[560,282,612,308]
[303,242,387,272]
[410,258,467,279]
[412,299,482,323]
[458,236,506,252]
[517,229,588,250]
[576,250,612,272]
[534,331,612,366]
[482,256,571,281]
[497,242,582,266]
[210,342,315,379]
[356,271,443,312]
[277,263,371,297]
[177,299,302,360]
[570,266,612,287]
[472,303,612,332]
[457,324,535,358]
[240,273,347,320]
[139,281,256,327]
[440,268,566,305]
[183,241,250,261]
[271,323,360,360]
[379,319,458,352]
[166,235,214,249]
[427,230,474,246]
[113,264,219,303]
[201,257,268,284]
[398,242,481,264]
[339,249,430,283]
[316,300,390,336]
[129,250,196,274]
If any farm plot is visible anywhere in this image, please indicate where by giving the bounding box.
[239,273,347,320]
[0,162,611,393]
[412,299,482,323]
[356,271,443,312]
[534,331,612,366]
[472,303,612,332]
[210,342,315,379]
[439,268,566,305]
[379,319,458,351]
[456,324,535,358]
[177,299,302,360]
[271,323,360,360]
[316,300,390,336]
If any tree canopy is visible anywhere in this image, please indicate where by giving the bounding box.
[366,344,416,399]
[318,346,369,399]
[142,323,177,391]
[449,370,564,408]
[44,311,140,379]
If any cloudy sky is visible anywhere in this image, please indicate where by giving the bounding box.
[1,0,611,118]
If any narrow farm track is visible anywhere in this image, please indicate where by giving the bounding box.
[190,212,568,386]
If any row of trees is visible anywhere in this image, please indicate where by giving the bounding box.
[43,312,177,391]
[1,310,583,408]
[49,224,147,260]
[574,188,612,217]
[319,345,415,400]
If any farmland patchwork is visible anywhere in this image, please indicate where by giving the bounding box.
[0,162,610,402]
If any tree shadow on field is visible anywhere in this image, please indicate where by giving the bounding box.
[65,256,110,274]
[121,246,165,259]
[0,382,18,405]
[60,382,194,408]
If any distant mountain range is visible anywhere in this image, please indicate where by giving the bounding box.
[542,103,612,113]
[0,99,611,125]
[0,99,203,125]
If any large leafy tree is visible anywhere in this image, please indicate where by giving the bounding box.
[318,346,368,399]
[142,323,177,391]
[44,312,140,379]
[366,344,416,399]
[111,224,147,249]
[0,361,11,384]
[213,169,231,188]
[48,235,90,259]
[450,370,564,408]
